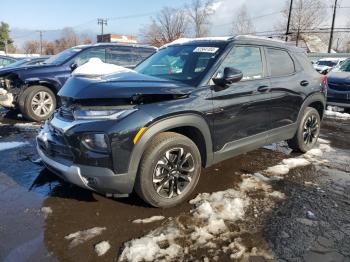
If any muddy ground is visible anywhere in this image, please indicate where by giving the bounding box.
[0,110,349,262]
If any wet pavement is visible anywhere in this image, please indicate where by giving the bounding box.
[0,110,349,262]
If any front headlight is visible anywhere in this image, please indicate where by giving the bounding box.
[73,108,136,120]
[82,133,109,152]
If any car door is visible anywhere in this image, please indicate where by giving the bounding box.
[265,48,304,131]
[211,45,271,153]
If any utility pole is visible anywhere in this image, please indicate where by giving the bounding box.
[97,18,108,36]
[328,0,338,53]
[285,0,293,42]
[36,30,44,55]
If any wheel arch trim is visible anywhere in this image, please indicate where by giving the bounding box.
[126,114,214,191]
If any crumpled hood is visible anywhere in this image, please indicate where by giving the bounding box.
[328,71,350,85]
[0,63,57,76]
[58,71,195,101]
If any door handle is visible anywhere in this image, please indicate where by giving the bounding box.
[300,80,309,87]
[257,85,269,92]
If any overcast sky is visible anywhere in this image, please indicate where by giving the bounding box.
[2,0,349,45]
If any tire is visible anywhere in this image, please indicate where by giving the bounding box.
[21,85,56,122]
[287,107,321,153]
[135,132,202,208]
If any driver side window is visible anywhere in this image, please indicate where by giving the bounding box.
[219,46,263,81]
[74,48,106,66]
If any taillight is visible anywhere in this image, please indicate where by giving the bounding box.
[320,75,328,86]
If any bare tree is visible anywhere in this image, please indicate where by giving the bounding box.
[23,40,40,54]
[231,4,255,35]
[278,0,328,44]
[187,0,215,37]
[141,7,188,47]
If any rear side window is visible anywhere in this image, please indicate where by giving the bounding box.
[295,53,315,72]
[106,47,140,67]
[267,48,295,77]
[219,46,264,81]
[75,48,106,66]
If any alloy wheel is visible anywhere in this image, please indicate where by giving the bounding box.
[303,114,319,145]
[152,147,195,199]
[31,91,54,118]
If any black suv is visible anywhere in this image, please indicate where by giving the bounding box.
[0,43,156,121]
[37,36,326,207]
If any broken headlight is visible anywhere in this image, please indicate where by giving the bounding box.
[73,108,136,120]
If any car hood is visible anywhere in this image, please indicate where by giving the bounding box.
[327,71,350,85]
[0,64,57,76]
[58,71,195,102]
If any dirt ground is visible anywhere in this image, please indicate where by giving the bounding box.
[0,110,349,262]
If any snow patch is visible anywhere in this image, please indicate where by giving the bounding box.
[132,216,165,224]
[325,106,350,120]
[72,58,134,77]
[65,227,106,248]
[94,241,111,256]
[0,142,28,151]
[41,207,52,218]
[119,174,281,261]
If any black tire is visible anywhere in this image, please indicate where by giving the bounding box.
[135,132,202,208]
[287,107,321,153]
[21,85,56,122]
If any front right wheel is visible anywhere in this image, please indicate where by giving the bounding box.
[288,107,321,153]
[135,132,201,208]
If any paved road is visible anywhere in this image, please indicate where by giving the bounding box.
[0,111,349,262]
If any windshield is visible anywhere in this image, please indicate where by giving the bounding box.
[44,47,82,65]
[134,45,224,86]
[317,60,337,67]
[332,59,350,72]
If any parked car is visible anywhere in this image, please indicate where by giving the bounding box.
[3,56,50,68]
[313,58,345,74]
[0,43,156,121]
[0,55,18,68]
[37,36,326,207]
[326,58,350,113]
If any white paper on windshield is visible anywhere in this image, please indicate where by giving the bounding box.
[193,47,219,53]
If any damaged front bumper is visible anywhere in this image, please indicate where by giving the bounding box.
[0,88,14,108]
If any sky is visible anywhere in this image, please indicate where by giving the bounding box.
[1,0,350,47]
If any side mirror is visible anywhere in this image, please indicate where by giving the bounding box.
[213,67,243,87]
[70,63,78,72]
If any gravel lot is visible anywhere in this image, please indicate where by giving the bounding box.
[0,109,349,262]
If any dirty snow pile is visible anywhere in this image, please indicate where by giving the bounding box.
[132,216,165,224]
[265,138,335,177]
[325,106,350,120]
[73,58,134,77]
[0,141,28,151]
[95,241,111,256]
[119,175,283,262]
[65,227,106,248]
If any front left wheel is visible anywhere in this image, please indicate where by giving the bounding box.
[135,132,202,208]
[21,85,56,122]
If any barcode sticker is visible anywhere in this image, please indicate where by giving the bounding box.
[193,47,219,53]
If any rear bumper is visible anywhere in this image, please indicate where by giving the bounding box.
[37,145,133,196]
